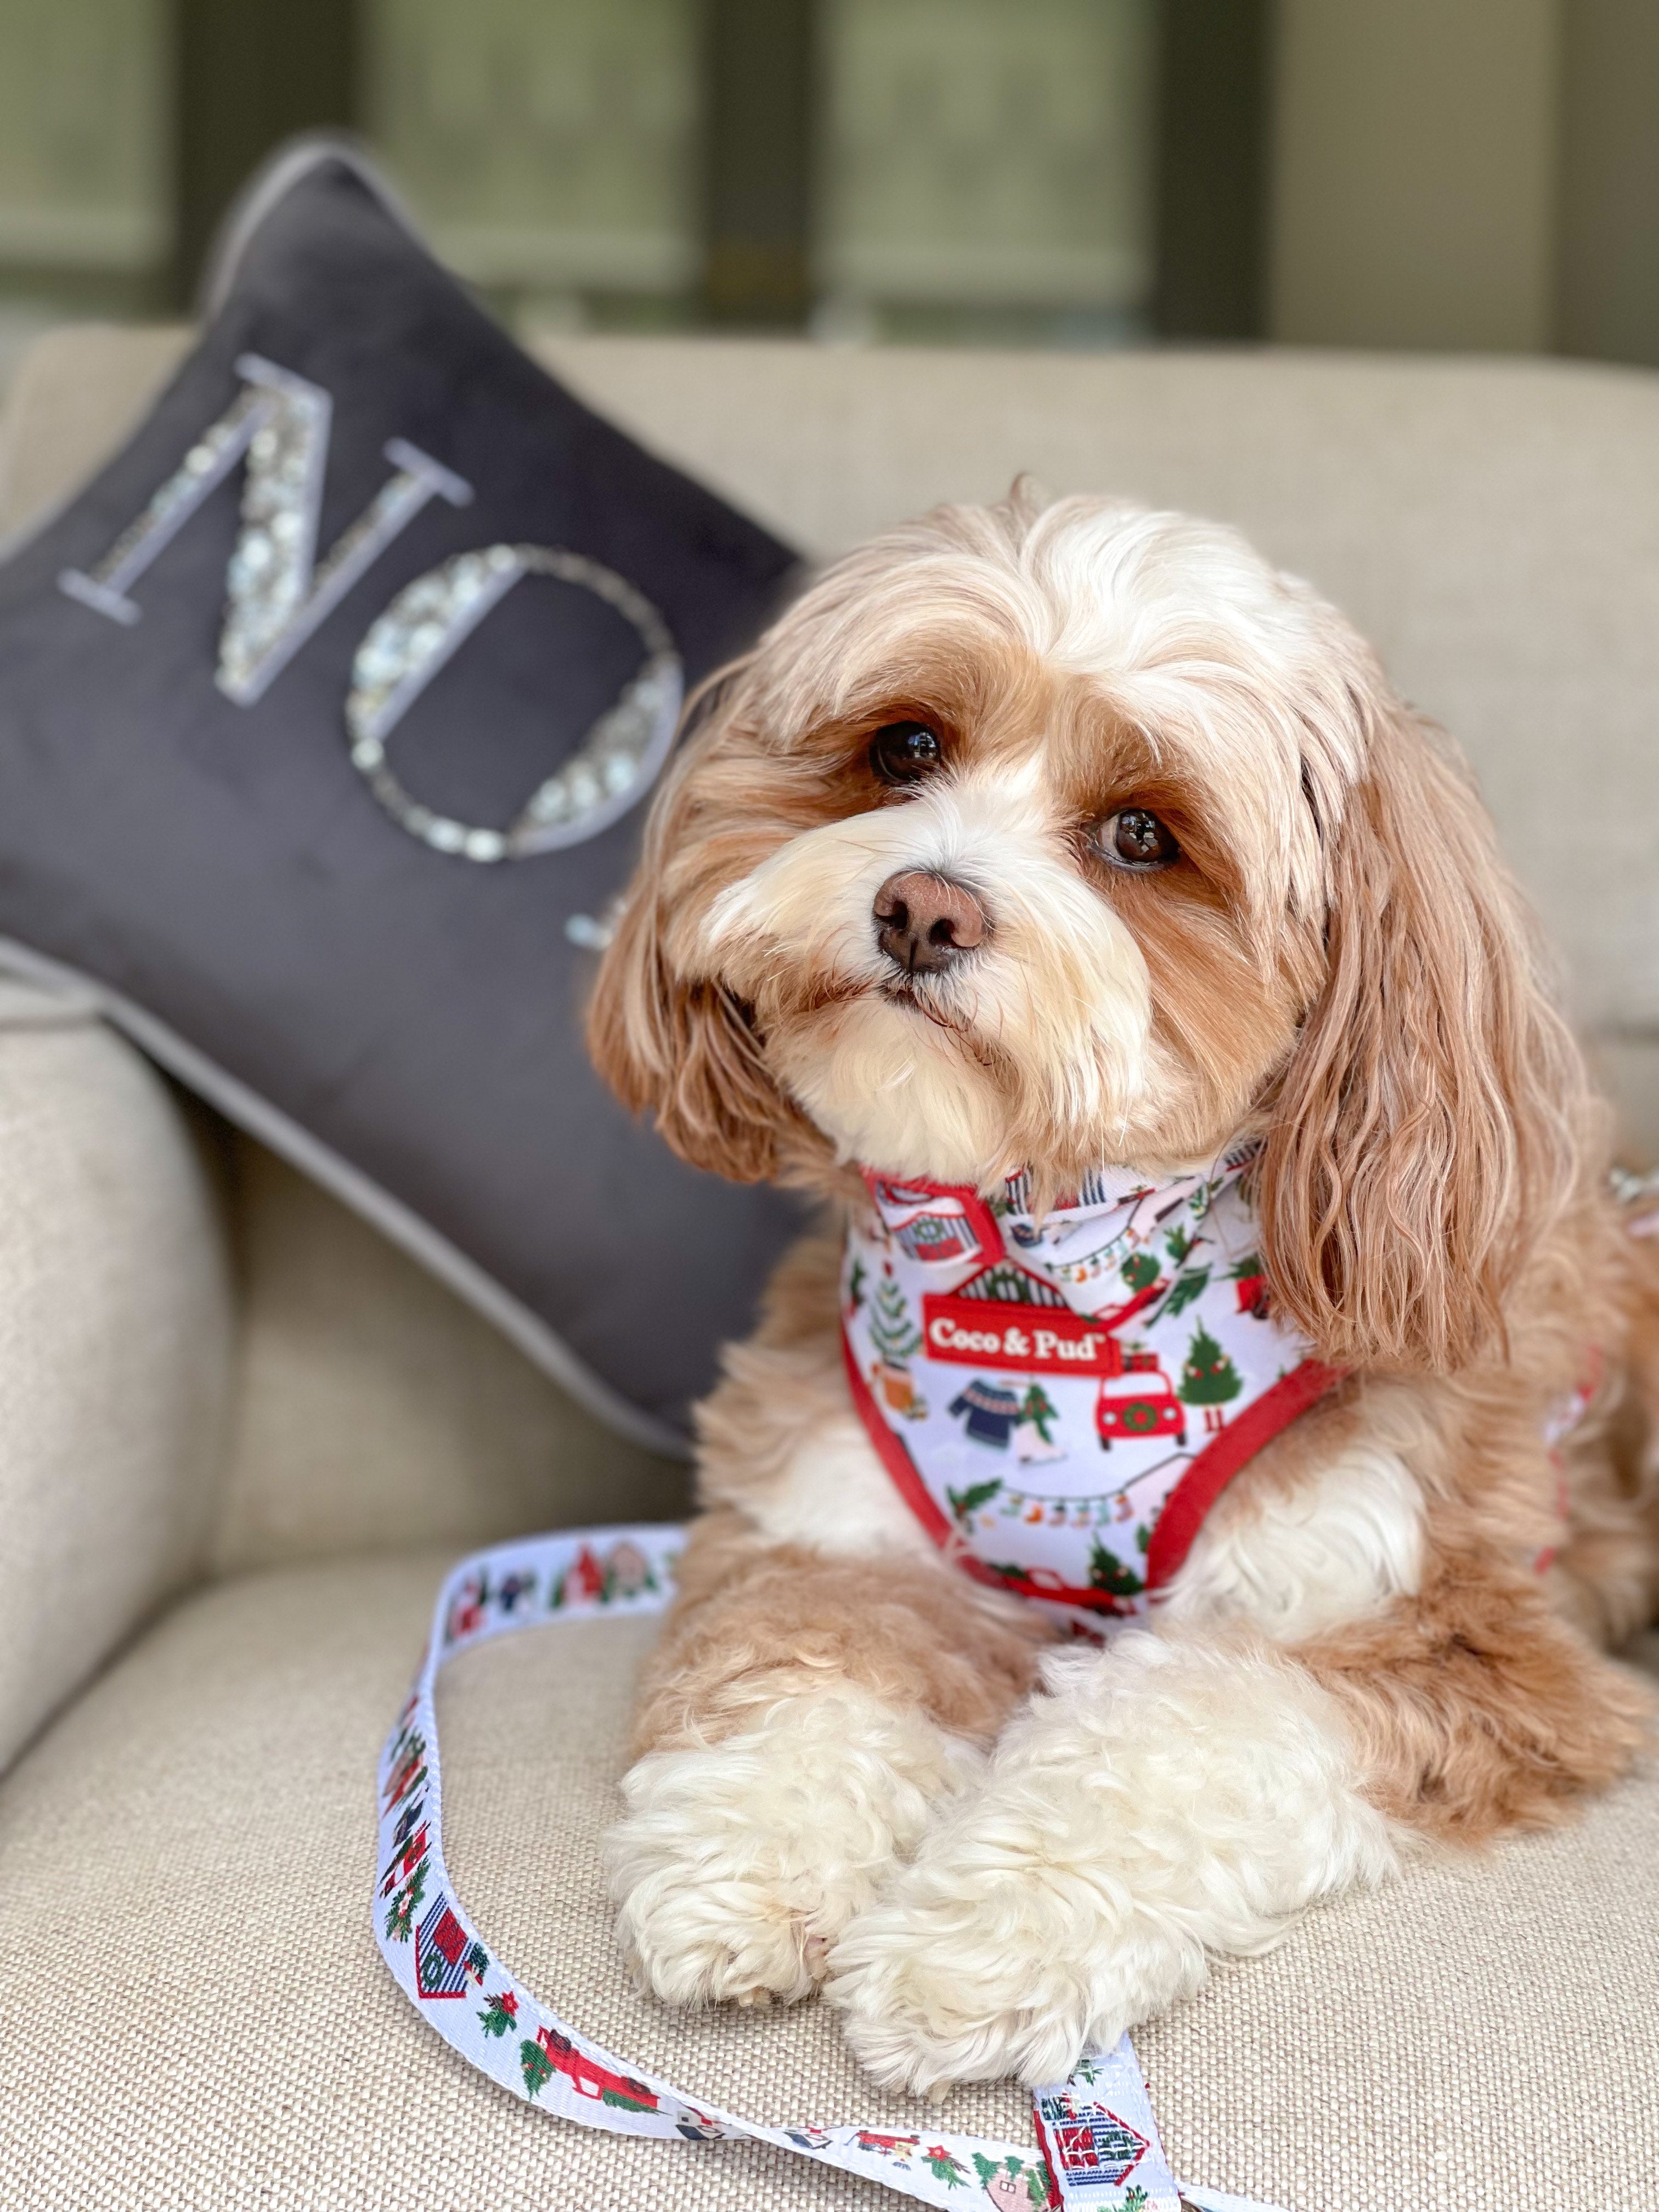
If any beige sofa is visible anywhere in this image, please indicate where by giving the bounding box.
[0,329,1655,2212]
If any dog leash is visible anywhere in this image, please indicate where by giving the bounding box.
[374,1525,1294,2212]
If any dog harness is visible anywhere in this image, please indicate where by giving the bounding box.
[842,1140,1344,1631]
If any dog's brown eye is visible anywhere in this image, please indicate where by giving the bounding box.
[1096,808,1180,870]
[870,721,943,783]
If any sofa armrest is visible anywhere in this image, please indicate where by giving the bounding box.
[0,979,234,1770]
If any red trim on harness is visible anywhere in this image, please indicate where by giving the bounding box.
[843,1327,1345,1611]
[1142,1359,1346,1588]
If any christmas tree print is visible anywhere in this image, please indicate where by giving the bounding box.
[478,1989,518,2038]
[1180,1322,1242,1432]
[868,1267,922,1365]
[946,1475,1003,1527]
[1120,1248,1159,1291]
[1165,1221,1197,1267]
[1088,1537,1145,1599]
[519,2037,554,2097]
[1159,1266,1210,1320]
[848,1255,867,1313]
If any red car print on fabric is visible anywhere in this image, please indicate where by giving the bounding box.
[1094,1351,1186,1449]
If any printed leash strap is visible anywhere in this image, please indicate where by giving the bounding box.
[375,1525,1291,2212]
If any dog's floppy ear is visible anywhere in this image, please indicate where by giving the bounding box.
[586,668,798,1183]
[1255,698,1587,1372]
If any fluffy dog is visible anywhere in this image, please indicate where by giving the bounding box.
[588,487,1659,2096]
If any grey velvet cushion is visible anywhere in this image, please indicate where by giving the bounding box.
[0,143,803,1453]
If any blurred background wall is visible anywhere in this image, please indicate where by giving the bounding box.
[0,0,1655,380]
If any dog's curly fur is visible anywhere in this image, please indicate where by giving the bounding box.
[588,487,1659,2094]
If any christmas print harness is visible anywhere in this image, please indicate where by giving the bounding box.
[842,1141,1343,1632]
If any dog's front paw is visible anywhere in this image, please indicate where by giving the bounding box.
[826,1819,1159,2096]
[828,1634,1400,2095]
[606,1688,979,2009]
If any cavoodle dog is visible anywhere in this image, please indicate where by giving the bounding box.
[588,487,1659,2096]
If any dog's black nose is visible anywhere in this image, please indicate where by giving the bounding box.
[873,870,988,975]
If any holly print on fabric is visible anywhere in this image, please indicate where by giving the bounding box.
[947,1475,1005,1527]
[1178,1324,1242,1432]
[519,2034,555,2097]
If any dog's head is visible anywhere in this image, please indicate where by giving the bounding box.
[590,489,1587,1371]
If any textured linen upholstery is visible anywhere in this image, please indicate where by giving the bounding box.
[0,329,1656,2211]
[210,1145,684,1573]
[0,979,232,1770]
[0,1556,1652,2212]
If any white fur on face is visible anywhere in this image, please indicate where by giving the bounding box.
[704,760,1157,1185]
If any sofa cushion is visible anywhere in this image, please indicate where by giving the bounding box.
[0,980,232,1771]
[210,1144,685,1572]
[1,1550,1652,2210]
[0,143,803,1457]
